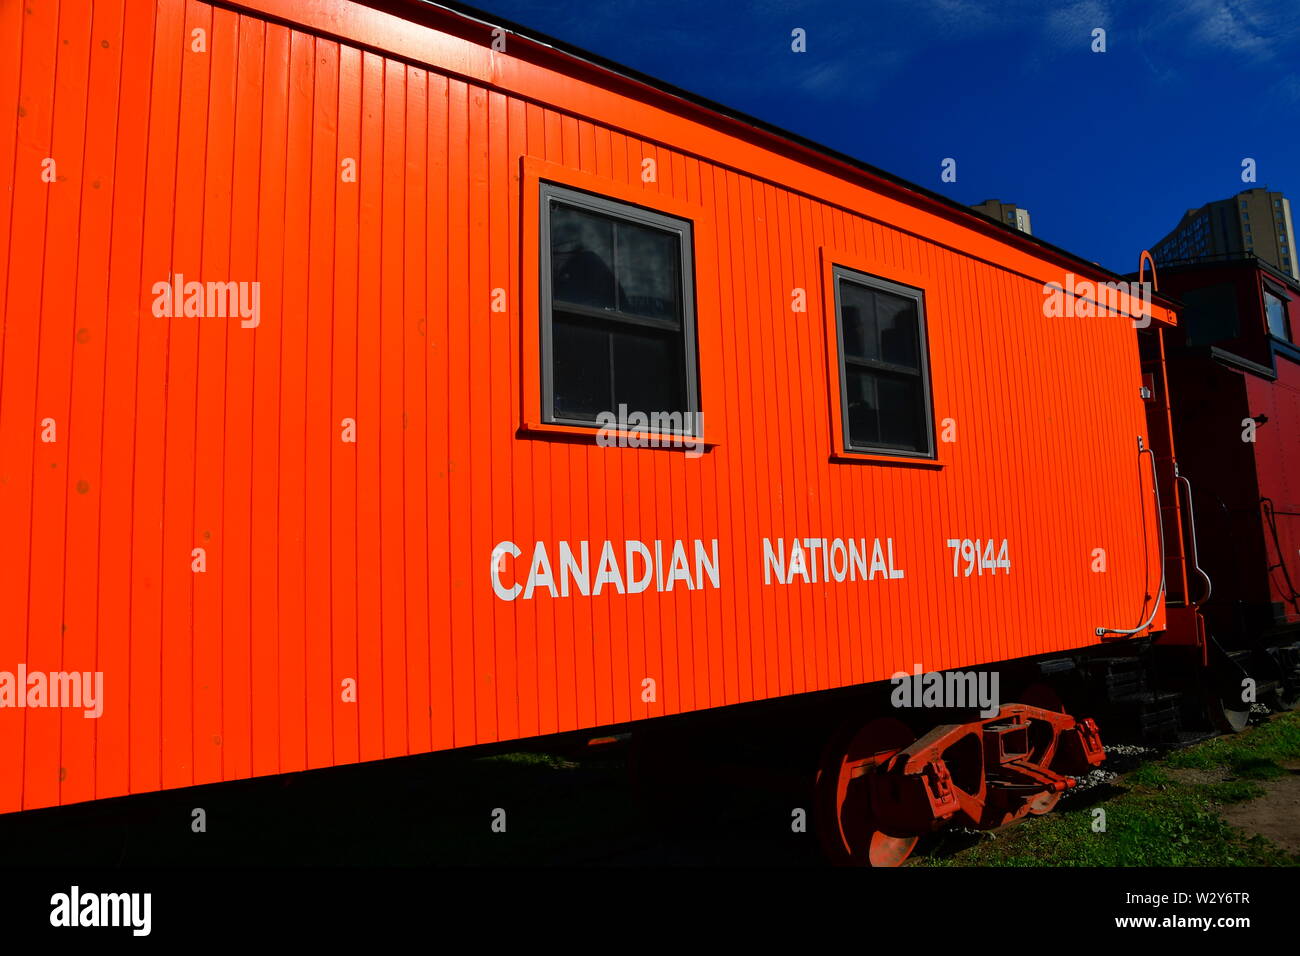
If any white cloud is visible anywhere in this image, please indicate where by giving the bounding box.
[1043,0,1111,48]
[1158,0,1300,61]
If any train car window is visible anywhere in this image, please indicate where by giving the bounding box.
[832,266,935,457]
[539,182,700,432]
[1265,290,1291,342]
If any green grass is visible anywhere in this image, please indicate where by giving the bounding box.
[913,710,1300,867]
[1165,712,1300,779]
[477,750,577,770]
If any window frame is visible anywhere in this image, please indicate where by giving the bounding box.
[1263,284,1292,342]
[538,180,702,435]
[830,264,937,461]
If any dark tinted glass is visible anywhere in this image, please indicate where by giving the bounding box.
[552,316,610,421]
[845,368,880,447]
[845,369,925,452]
[551,203,616,310]
[544,187,697,429]
[876,294,919,368]
[1266,293,1290,340]
[836,271,930,455]
[839,281,878,362]
[613,325,685,416]
[877,373,924,449]
[616,221,680,323]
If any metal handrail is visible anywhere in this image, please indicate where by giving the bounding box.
[1176,465,1212,607]
[1096,436,1167,638]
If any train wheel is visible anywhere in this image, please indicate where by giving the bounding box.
[1205,670,1251,733]
[814,716,919,867]
[1018,683,1066,815]
[1207,693,1251,733]
[1206,642,1252,733]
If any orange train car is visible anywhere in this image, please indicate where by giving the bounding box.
[1,0,1183,856]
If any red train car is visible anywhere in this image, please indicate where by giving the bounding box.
[1149,254,1300,727]
[2,0,1185,861]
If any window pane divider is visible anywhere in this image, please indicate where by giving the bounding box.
[552,300,682,332]
[843,357,922,377]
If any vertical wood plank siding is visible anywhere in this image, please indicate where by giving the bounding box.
[0,0,1167,812]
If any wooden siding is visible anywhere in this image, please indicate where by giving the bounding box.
[0,0,1168,813]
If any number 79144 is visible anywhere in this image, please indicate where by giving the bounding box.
[945,538,1010,577]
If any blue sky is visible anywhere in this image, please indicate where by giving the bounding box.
[478,0,1300,273]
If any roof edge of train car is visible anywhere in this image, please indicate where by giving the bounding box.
[331,0,1180,316]
[1135,252,1300,292]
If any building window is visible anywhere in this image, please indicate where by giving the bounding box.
[1265,290,1291,341]
[831,267,934,457]
[539,182,699,431]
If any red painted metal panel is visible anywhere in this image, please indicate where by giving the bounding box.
[0,0,1169,815]
[1160,261,1300,631]
[1248,363,1300,624]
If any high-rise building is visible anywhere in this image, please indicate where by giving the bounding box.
[971,199,1032,235]
[1150,187,1297,280]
